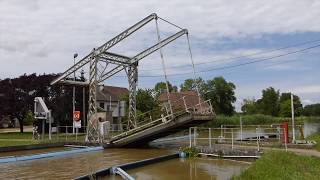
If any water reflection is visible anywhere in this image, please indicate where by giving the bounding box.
[0,148,172,179]
[105,158,248,180]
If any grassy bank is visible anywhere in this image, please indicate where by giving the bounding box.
[233,151,320,180]
[0,132,85,147]
[203,114,320,127]
[307,133,320,151]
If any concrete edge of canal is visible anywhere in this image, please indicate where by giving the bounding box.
[0,142,100,153]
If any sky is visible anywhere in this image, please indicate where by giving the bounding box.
[1,0,320,111]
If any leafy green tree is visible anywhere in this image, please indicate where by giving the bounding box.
[241,98,258,114]
[180,78,206,95]
[23,110,35,125]
[279,100,292,117]
[136,89,159,112]
[279,93,303,117]
[303,104,320,116]
[204,76,236,115]
[259,87,280,116]
[154,81,177,95]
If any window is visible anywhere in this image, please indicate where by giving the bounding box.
[99,102,105,109]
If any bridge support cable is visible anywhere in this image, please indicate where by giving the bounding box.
[155,18,173,116]
[186,33,201,104]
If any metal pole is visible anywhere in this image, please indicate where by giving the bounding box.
[194,127,197,146]
[189,127,192,147]
[83,87,86,129]
[72,55,76,134]
[209,128,212,148]
[256,128,260,151]
[291,93,296,143]
[48,116,51,140]
[42,119,45,140]
[240,116,243,142]
[231,128,234,150]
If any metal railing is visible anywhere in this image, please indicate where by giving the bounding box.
[189,126,288,152]
[108,96,214,141]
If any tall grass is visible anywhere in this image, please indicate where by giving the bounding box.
[232,151,320,180]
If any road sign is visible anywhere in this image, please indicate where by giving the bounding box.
[74,120,81,128]
[73,111,81,121]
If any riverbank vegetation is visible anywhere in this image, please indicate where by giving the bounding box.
[307,132,320,151]
[232,151,320,180]
[203,114,320,127]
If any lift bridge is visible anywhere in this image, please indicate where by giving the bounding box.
[50,13,215,147]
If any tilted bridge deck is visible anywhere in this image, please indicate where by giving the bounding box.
[103,101,215,147]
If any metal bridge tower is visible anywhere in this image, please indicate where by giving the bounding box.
[50,13,189,142]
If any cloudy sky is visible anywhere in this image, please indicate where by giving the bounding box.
[1,0,320,111]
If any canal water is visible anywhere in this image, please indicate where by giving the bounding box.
[104,158,249,180]
[0,147,248,179]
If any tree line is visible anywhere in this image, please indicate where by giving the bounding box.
[0,73,88,132]
[241,87,320,117]
[1,73,319,132]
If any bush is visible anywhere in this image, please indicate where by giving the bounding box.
[181,147,199,157]
[23,111,34,125]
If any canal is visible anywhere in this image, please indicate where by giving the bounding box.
[0,147,248,179]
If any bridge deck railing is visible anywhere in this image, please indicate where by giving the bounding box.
[106,96,215,142]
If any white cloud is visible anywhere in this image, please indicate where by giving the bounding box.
[1,0,320,107]
[1,0,320,77]
[292,85,320,94]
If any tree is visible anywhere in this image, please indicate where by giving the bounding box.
[0,73,81,132]
[180,78,206,95]
[136,89,159,113]
[154,81,177,95]
[303,104,320,116]
[259,87,280,116]
[241,98,258,114]
[279,92,303,117]
[204,76,236,115]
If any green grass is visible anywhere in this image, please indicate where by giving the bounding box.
[233,151,320,180]
[307,133,320,151]
[0,132,86,147]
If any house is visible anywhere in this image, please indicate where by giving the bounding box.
[158,91,210,113]
[96,85,129,126]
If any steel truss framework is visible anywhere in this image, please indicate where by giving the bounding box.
[51,13,190,142]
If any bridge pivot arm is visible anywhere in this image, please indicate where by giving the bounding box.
[50,13,158,85]
[98,29,188,83]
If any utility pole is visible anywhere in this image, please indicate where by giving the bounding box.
[81,70,86,130]
[72,53,78,134]
[291,93,295,143]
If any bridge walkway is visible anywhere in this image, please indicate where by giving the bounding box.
[103,98,215,147]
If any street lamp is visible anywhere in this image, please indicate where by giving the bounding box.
[72,53,78,134]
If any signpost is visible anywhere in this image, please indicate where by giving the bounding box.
[73,111,81,141]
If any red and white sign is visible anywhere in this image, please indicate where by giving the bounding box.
[73,111,81,121]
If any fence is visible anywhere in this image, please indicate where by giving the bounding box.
[189,126,288,152]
